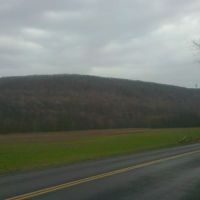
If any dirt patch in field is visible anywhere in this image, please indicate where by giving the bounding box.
[0,128,147,144]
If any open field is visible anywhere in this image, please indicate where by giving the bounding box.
[0,128,200,174]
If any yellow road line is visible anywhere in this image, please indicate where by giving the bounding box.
[6,149,200,200]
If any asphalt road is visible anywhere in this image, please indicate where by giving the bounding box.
[1,143,200,200]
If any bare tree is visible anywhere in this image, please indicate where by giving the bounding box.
[193,40,200,50]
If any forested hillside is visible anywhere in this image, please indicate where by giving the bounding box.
[0,74,200,133]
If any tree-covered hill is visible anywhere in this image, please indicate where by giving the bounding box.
[0,74,200,133]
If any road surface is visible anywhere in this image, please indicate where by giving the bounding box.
[1,143,200,200]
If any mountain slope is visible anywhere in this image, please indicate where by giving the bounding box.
[0,74,200,133]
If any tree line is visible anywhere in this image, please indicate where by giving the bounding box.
[0,74,200,133]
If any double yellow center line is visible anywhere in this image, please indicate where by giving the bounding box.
[6,149,200,200]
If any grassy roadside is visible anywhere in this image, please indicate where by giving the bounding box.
[0,128,200,174]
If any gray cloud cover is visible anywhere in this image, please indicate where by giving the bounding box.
[0,0,200,87]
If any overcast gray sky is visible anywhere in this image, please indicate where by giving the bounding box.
[1,0,200,87]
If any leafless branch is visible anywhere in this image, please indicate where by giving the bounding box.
[193,40,200,50]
